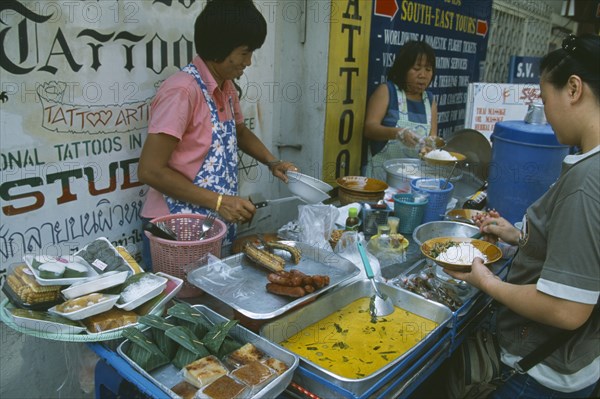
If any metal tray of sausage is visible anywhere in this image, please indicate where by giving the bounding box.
[187,241,360,320]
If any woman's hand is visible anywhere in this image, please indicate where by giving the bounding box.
[397,128,419,147]
[217,195,256,223]
[268,160,298,183]
[444,257,500,291]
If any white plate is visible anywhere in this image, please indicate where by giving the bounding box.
[61,271,130,300]
[115,275,168,311]
[23,255,99,286]
[8,309,86,334]
[48,294,119,321]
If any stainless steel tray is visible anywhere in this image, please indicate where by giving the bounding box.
[259,279,452,398]
[117,305,299,399]
[187,241,360,319]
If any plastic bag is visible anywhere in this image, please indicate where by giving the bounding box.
[334,231,382,280]
[187,254,255,300]
[366,233,407,268]
[298,204,340,249]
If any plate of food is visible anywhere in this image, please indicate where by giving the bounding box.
[115,273,168,311]
[8,308,86,334]
[423,149,466,166]
[61,270,130,300]
[420,237,502,272]
[48,293,119,321]
[23,255,98,286]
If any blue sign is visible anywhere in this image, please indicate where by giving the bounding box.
[508,56,541,83]
[367,0,493,138]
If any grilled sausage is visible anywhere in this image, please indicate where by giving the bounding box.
[265,283,306,297]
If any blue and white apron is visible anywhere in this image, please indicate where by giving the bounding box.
[366,88,432,181]
[164,63,238,245]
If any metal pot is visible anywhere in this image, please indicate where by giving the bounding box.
[383,158,462,192]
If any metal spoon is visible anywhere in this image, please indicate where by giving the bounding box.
[356,242,394,319]
[442,161,458,190]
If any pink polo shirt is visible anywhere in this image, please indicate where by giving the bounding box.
[141,56,244,218]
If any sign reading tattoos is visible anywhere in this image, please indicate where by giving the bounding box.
[0,0,200,278]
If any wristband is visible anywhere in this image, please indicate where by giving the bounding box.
[215,193,223,212]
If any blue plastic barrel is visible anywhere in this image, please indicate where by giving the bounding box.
[487,120,569,224]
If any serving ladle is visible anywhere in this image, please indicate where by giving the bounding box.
[356,242,394,319]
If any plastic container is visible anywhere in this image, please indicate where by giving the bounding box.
[487,119,569,224]
[410,178,454,223]
[393,193,428,234]
[146,214,227,298]
[360,203,392,238]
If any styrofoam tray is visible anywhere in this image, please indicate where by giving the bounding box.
[115,275,168,311]
[8,308,86,334]
[48,294,119,321]
[23,255,99,286]
[61,271,130,300]
[145,272,184,312]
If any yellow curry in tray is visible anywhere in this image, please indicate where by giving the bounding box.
[280,297,438,379]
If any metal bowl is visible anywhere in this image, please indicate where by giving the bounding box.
[383,158,463,192]
[412,221,479,246]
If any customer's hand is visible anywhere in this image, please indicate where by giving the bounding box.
[269,161,298,183]
[474,211,520,246]
[217,195,256,223]
[444,257,500,292]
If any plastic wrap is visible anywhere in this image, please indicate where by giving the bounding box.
[334,231,381,280]
[298,204,340,249]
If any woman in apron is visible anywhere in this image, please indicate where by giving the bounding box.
[138,0,296,269]
[363,40,439,181]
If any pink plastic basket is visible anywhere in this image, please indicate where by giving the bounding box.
[146,213,226,298]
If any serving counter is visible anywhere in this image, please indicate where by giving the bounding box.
[86,236,511,399]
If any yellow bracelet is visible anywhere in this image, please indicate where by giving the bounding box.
[215,193,223,212]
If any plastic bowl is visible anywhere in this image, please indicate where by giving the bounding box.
[287,171,333,192]
[287,172,331,204]
[412,221,479,246]
[420,237,502,272]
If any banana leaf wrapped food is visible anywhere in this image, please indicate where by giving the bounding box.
[138,314,179,359]
[167,302,212,338]
[123,327,169,372]
[203,319,239,355]
[165,326,210,369]
[217,336,244,359]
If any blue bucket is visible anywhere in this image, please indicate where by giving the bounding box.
[487,121,569,224]
[410,178,454,223]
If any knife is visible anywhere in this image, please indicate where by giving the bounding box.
[251,196,301,209]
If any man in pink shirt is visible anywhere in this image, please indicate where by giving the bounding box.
[138,0,296,268]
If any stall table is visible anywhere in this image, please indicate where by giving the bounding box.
[86,239,512,399]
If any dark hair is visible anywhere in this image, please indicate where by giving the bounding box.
[540,33,600,100]
[387,41,436,90]
[194,0,267,62]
